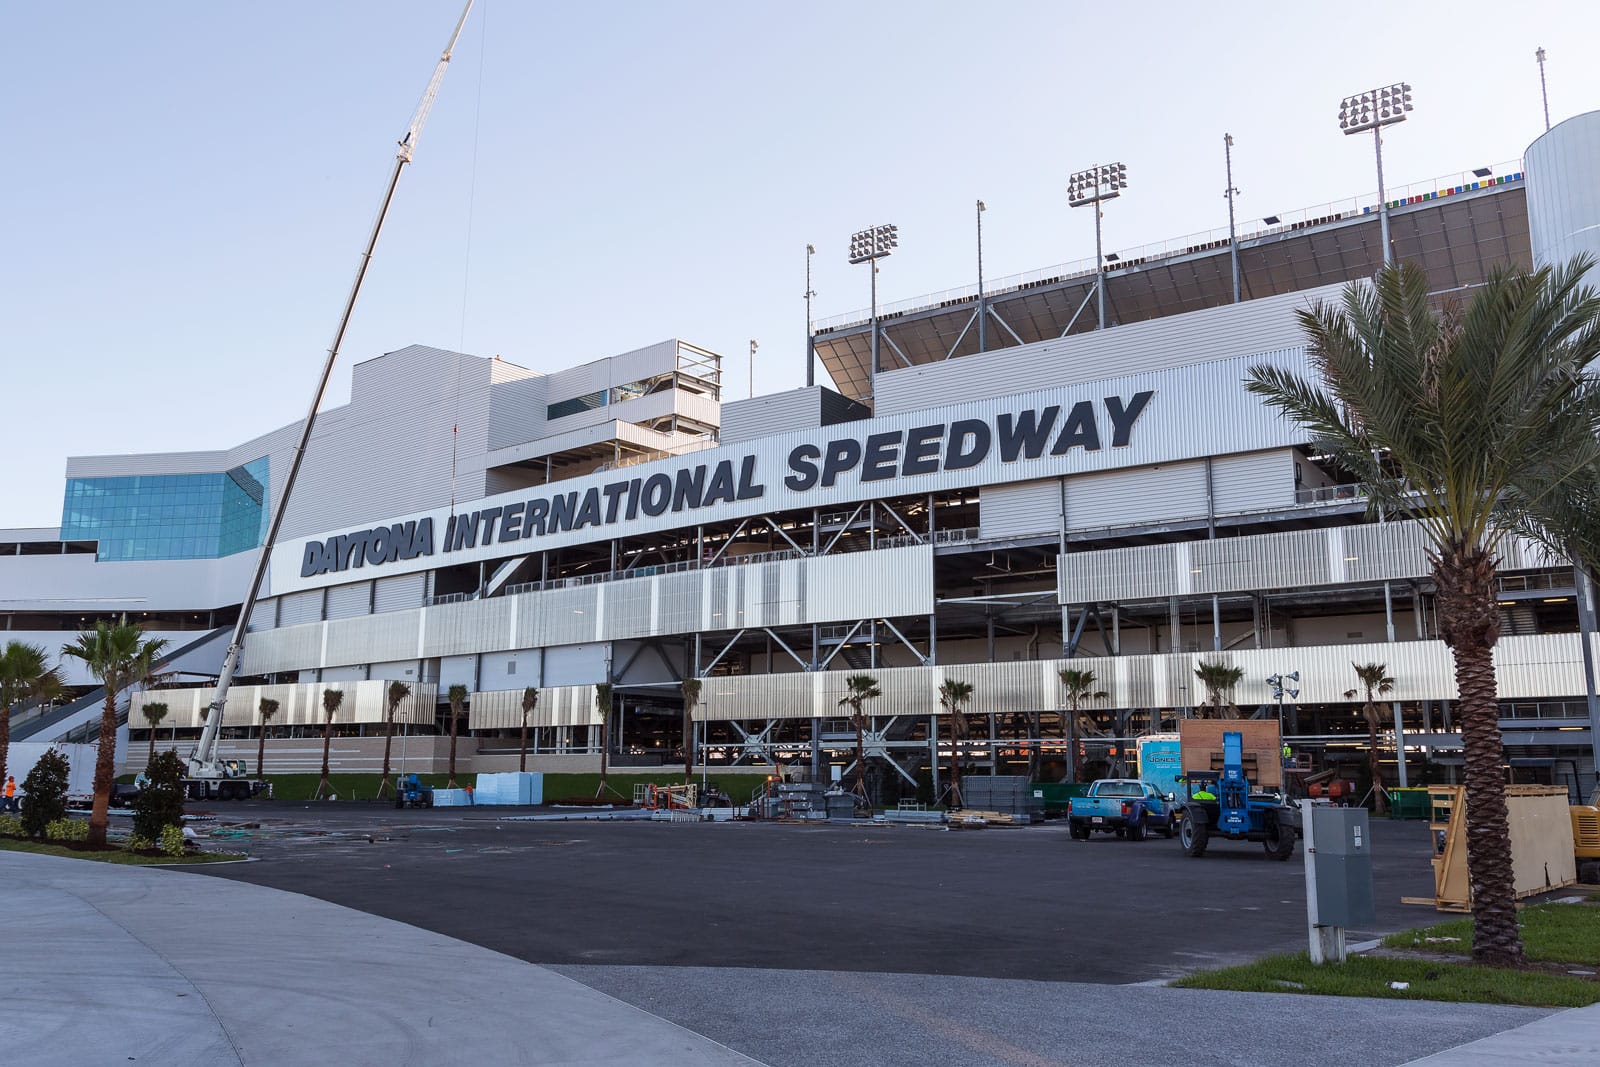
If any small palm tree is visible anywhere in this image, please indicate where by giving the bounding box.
[680,678,701,784]
[1246,258,1600,966]
[61,618,169,847]
[141,701,169,767]
[313,688,344,800]
[1058,668,1107,783]
[376,680,411,798]
[937,678,974,807]
[519,686,539,773]
[446,684,468,789]
[1193,660,1245,719]
[838,674,882,803]
[1344,663,1397,816]
[256,697,279,782]
[594,682,615,797]
[1,640,66,787]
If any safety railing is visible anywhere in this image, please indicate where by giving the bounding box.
[813,159,1524,331]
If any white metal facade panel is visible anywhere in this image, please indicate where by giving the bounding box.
[323,581,371,621]
[979,479,1060,540]
[437,654,478,692]
[1212,450,1296,514]
[248,598,278,632]
[132,681,436,729]
[241,621,322,675]
[324,610,420,669]
[720,388,822,445]
[276,590,323,626]
[269,349,1317,595]
[874,284,1346,416]
[424,598,514,658]
[370,659,422,682]
[697,634,1600,721]
[1065,462,1208,531]
[479,649,537,692]
[542,644,608,687]
[468,685,602,730]
[320,665,368,682]
[1526,112,1600,285]
[487,364,548,450]
[374,573,427,613]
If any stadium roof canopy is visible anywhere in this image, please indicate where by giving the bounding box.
[813,164,1531,403]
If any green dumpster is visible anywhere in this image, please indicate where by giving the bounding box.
[1030,781,1087,816]
[1389,787,1431,820]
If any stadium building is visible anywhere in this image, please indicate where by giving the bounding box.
[6,110,1600,798]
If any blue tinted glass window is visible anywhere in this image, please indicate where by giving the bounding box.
[60,456,270,561]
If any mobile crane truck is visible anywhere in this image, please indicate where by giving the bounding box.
[178,4,474,799]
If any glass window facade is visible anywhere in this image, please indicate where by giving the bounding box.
[61,457,269,561]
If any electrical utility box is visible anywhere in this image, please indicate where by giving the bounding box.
[1308,806,1377,928]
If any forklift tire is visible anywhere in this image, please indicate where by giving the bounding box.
[1179,814,1209,857]
[1265,817,1296,861]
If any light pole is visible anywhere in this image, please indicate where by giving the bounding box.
[848,224,898,405]
[1266,672,1301,741]
[976,199,987,352]
[1067,162,1127,330]
[1536,48,1550,132]
[1339,82,1412,268]
[804,244,816,388]
[748,339,758,400]
[1224,134,1240,303]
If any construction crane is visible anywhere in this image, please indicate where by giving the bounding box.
[184,2,475,795]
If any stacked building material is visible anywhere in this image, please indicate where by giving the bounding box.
[472,772,543,805]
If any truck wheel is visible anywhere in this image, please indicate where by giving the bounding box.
[1179,815,1209,857]
[1068,820,1087,841]
[1162,819,1175,839]
[1127,822,1144,842]
[1265,818,1295,861]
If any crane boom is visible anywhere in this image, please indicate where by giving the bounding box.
[190,1,475,776]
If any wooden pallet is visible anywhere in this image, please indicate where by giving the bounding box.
[950,809,1019,827]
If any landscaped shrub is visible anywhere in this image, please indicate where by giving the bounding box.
[159,824,187,858]
[0,814,22,838]
[21,749,71,840]
[126,833,154,852]
[134,750,186,843]
[45,818,90,843]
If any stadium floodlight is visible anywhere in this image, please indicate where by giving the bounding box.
[976,200,988,352]
[848,223,898,405]
[1224,134,1241,303]
[1338,81,1413,267]
[1537,48,1550,132]
[748,339,758,400]
[804,244,817,388]
[1067,162,1127,330]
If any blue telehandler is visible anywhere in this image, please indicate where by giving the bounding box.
[1175,729,1298,860]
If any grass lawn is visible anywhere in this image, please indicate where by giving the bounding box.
[1381,902,1600,965]
[1172,951,1600,1008]
[0,836,242,866]
[224,771,766,804]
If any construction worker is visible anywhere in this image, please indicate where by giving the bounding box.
[1192,783,1217,802]
[3,775,16,813]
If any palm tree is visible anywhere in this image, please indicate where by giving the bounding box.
[313,688,343,800]
[1,640,66,788]
[937,678,974,807]
[141,701,169,767]
[838,674,882,803]
[446,684,468,789]
[256,697,279,782]
[1193,660,1245,720]
[376,681,411,798]
[1245,258,1600,967]
[60,618,169,847]
[1058,668,1107,783]
[594,682,614,797]
[679,678,701,784]
[519,686,539,773]
[1344,663,1396,816]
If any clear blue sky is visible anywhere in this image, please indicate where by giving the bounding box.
[5,0,1596,529]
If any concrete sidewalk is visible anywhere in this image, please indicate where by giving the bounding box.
[1400,1002,1600,1065]
[0,851,759,1066]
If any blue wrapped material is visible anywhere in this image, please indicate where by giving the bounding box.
[472,772,543,805]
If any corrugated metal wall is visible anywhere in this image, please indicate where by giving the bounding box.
[469,684,603,730]
[720,388,821,444]
[132,681,437,729]
[1058,522,1556,604]
[874,285,1342,416]
[1212,450,1296,514]
[1066,461,1208,530]
[276,590,323,626]
[979,479,1060,540]
[374,573,427,613]
[323,581,370,621]
[698,633,1600,721]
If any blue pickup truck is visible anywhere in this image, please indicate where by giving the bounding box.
[1067,779,1177,841]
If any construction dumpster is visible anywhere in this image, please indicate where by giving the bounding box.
[1029,781,1086,816]
[1388,787,1431,820]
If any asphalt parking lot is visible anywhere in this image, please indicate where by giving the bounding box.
[196,803,1441,983]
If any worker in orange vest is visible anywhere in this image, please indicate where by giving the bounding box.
[3,775,17,813]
